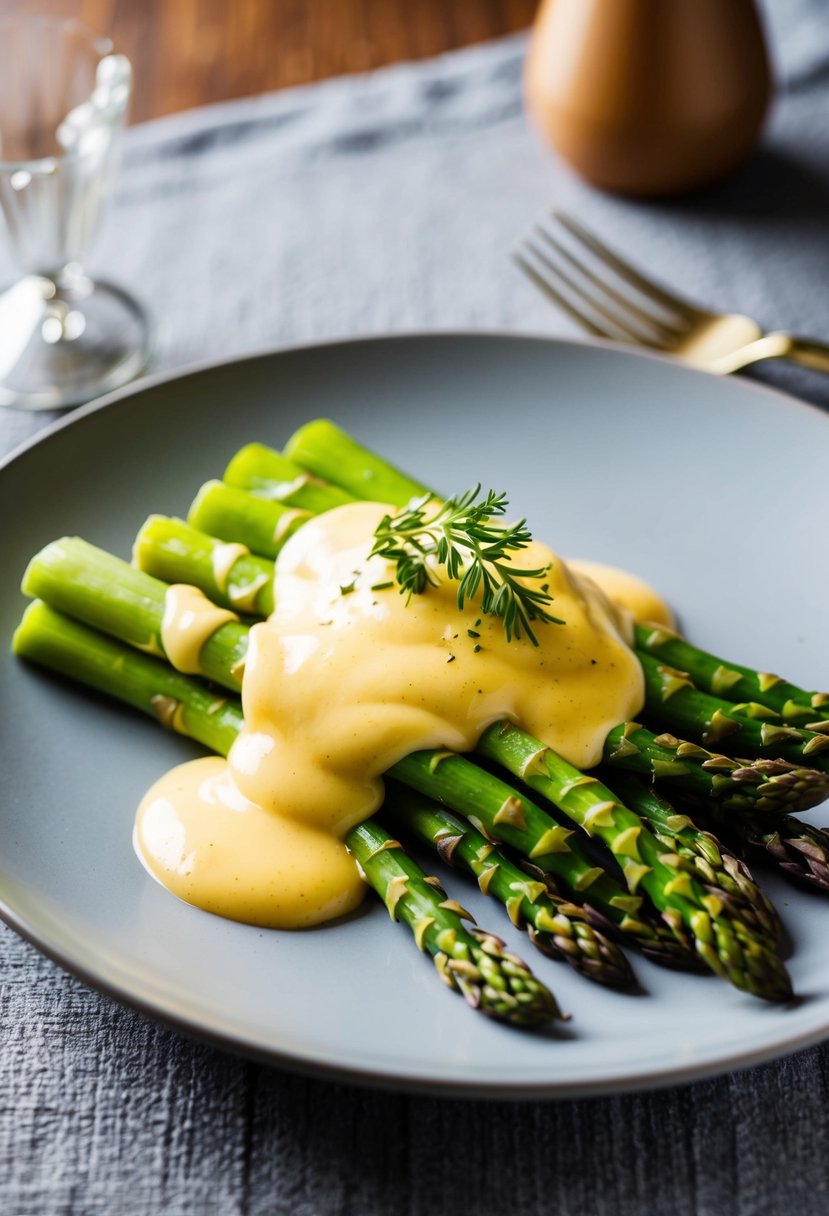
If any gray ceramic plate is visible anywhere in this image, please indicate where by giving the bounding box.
[2,334,828,1099]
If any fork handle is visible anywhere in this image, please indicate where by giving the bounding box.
[720,332,829,376]
[784,335,829,374]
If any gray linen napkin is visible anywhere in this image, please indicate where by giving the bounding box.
[2,3,829,1213]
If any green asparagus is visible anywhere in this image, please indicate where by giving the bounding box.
[634,622,829,724]
[596,770,781,946]
[17,419,829,1008]
[476,721,792,1000]
[223,442,357,512]
[283,419,431,506]
[188,480,312,560]
[381,781,638,988]
[638,651,829,774]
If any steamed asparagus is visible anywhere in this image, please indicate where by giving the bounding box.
[634,622,829,725]
[638,651,829,774]
[16,418,829,1006]
[381,781,638,989]
[476,721,792,1000]
[21,538,797,997]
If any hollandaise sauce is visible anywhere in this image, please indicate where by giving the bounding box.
[135,502,663,929]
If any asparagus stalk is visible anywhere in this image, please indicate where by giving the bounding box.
[134,516,276,617]
[13,599,243,756]
[382,781,638,989]
[601,720,829,814]
[283,420,432,506]
[635,622,829,724]
[386,750,696,970]
[638,651,829,775]
[347,818,564,1027]
[597,770,781,946]
[223,443,357,512]
[477,721,793,1001]
[14,601,561,1029]
[188,480,312,560]
[676,794,829,897]
[737,817,829,894]
[22,537,248,692]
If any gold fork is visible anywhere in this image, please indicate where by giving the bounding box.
[513,211,829,376]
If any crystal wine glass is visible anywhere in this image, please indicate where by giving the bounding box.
[0,17,150,410]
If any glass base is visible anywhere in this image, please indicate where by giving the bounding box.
[0,275,151,411]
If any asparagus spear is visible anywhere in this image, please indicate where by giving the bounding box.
[134,515,275,616]
[223,443,357,512]
[13,599,244,756]
[597,770,781,946]
[476,721,793,1001]
[283,420,432,506]
[638,650,829,774]
[130,519,829,818]
[675,794,829,897]
[635,622,829,724]
[601,720,828,814]
[382,781,639,989]
[188,480,312,561]
[385,750,696,970]
[736,817,829,894]
[347,818,565,1027]
[13,600,561,1029]
[22,537,248,692]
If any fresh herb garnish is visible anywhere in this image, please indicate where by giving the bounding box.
[370,486,563,645]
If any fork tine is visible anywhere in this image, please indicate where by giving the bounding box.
[510,248,618,340]
[535,224,688,341]
[521,234,664,347]
[553,211,701,324]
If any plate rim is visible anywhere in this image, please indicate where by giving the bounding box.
[3,327,827,478]
[2,329,829,1100]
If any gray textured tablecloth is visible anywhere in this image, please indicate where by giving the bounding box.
[3,3,829,1212]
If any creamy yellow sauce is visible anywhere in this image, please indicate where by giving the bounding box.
[134,756,364,927]
[136,502,654,930]
[211,542,249,592]
[566,559,675,629]
[161,585,239,675]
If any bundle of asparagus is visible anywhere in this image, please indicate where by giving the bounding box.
[13,419,829,1026]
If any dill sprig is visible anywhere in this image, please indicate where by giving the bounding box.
[370,487,564,646]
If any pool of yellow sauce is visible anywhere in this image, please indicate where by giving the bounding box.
[135,503,668,929]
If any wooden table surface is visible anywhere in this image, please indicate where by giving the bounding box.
[7,0,538,123]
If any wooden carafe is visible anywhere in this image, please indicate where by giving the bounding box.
[524,0,773,196]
